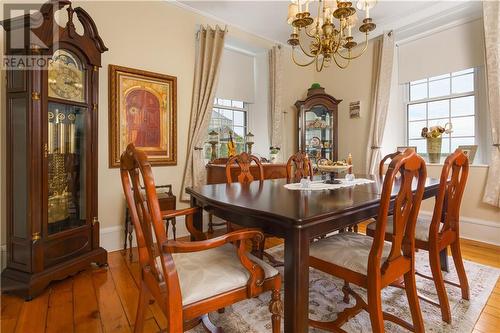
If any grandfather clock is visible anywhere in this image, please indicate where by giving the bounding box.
[2,0,108,299]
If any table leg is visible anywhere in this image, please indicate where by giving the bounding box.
[190,196,203,241]
[440,247,449,272]
[284,228,309,332]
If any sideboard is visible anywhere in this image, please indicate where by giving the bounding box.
[206,163,287,184]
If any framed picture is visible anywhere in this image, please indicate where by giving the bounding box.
[349,101,361,119]
[109,65,177,167]
[397,146,418,153]
[458,145,478,163]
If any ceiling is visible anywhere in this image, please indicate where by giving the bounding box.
[178,1,482,45]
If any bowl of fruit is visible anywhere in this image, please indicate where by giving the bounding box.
[317,159,352,173]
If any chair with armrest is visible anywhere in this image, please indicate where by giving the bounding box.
[286,151,314,183]
[120,144,282,333]
[367,149,469,323]
[309,149,426,332]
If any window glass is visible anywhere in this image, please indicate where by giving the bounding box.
[408,139,426,153]
[452,116,475,137]
[408,103,426,121]
[451,96,475,117]
[451,137,475,150]
[410,83,427,101]
[205,99,248,160]
[428,100,449,119]
[452,73,474,94]
[408,121,426,139]
[428,78,450,98]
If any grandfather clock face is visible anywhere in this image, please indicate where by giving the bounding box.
[48,49,85,103]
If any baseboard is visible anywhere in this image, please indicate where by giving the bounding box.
[100,211,220,252]
[419,211,500,246]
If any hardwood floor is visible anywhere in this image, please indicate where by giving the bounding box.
[1,229,499,333]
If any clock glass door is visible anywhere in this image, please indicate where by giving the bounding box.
[46,49,88,235]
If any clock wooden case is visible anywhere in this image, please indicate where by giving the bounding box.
[2,0,108,299]
[295,86,341,166]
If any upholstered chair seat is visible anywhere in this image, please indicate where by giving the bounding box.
[155,244,279,305]
[366,216,434,241]
[310,232,392,275]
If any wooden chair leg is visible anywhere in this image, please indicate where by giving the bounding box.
[134,283,148,333]
[342,280,350,304]
[269,285,283,333]
[450,240,469,300]
[367,285,384,333]
[429,247,451,323]
[403,270,425,332]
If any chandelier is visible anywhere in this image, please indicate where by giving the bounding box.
[287,0,377,71]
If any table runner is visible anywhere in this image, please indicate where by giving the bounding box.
[284,178,375,191]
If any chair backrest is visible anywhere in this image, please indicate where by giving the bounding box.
[379,151,402,176]
[369,149,427,276]
[430,149,469,238]
[286,151,313,182]
[225,152,264,184]
[120,144,174,284]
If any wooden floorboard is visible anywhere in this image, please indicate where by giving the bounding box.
[1,228,499,332]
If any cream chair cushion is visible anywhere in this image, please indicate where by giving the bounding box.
[156,243,279,305]
[366,216,432,241]
[310,232,392,275]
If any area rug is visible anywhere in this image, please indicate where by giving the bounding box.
[189,245,499,333]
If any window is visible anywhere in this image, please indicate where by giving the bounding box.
[406,68,477,155]
[205,98,248,160]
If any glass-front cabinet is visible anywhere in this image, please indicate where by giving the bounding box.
[2,1,108,300]
[296,86,341,167]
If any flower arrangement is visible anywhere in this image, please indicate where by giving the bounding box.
[269,146,281,154]
[421,123,453,138]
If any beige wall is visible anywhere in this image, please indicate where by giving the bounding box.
[315,42,377,173]
[0,1,313,249]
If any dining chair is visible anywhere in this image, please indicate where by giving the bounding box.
[286,151,313,183]
[120,144,282,333]
[379,151,402,176]
[367,149,469,323]
[309,149,427,333]
[224,152,284,266]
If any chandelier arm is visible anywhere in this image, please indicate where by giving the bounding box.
[297,39,316,58]
[315,55,326,72]
[291,47,318,67]
[332,51,351,69]
[337,33,370,60]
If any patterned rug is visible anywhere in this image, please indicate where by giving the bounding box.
[189,245,499,333]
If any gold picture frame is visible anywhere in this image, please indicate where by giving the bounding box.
[109,65,177,167]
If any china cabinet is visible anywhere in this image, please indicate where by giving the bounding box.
[295,86,341,166]
[2,0,108,299]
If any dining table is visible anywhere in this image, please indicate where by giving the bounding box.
[186,174,442,332]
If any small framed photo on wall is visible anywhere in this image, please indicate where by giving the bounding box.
[457,145,478,163]
[349,101,361,119]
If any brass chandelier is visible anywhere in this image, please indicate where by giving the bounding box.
[287,0,377,71]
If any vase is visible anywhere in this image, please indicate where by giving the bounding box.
[426,137,442,163]
[269,153,279,164]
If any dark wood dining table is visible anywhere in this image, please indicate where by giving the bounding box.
[186,174,441,332]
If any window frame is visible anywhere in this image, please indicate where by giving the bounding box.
[405,68,479,157]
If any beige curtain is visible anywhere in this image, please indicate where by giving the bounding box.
[482,2,500,208]
[366,32,395,175]
[269,45,284,159]
[181,25,226,201]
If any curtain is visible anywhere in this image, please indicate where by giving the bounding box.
[366,31,395,175]
[482,2,500,208]
[181,25,226,201]
[269,45,284,159]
